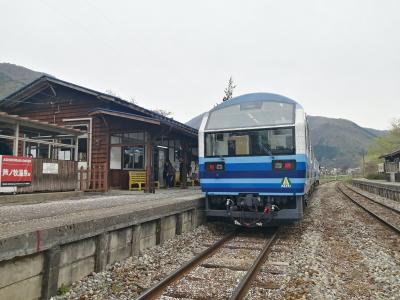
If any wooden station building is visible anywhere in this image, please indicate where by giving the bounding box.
[379,149,400,182]
[0,75,198,191]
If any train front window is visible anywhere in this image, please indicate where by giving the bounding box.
[205,127,295,157]
[206,101,295,130]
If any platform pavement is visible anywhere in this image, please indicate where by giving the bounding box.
[0,187,206,300]
[0,187,204,259]
[352,178,400,189]
[352,178,400,202]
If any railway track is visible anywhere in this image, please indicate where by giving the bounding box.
[137,228,278,300]
[337,183,400,234]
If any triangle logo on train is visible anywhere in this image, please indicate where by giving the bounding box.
[281,177,292,188]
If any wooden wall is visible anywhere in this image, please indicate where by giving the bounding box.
[7,87,107,166]
[17,158,77,193]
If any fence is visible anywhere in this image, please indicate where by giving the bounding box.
[78,163,108,192]
[17,158,78,193]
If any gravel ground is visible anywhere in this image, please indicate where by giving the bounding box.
[53,222,233,300]
[53,182,399,299]
[247,182,400,300]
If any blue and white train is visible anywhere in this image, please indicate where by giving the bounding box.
[198,93,319,227]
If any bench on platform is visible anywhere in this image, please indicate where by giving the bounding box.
[128,171,159,191]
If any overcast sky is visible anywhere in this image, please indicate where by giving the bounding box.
[1,0,399,129]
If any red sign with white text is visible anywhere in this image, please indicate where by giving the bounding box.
[0,155,32,186]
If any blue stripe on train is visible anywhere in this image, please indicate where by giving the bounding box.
[203,187,305,194]
[199,155,308,195]
[199,154,307,164]
[201,178,306,184]
[201,182,304,188]
[207,191,304,196]
[199,162,306,172]
[200,170,306,178]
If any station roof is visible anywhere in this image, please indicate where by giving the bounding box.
[0,111,82,136]
[88,109,161,125]
[0,75,197,138]
[379,149,400,159]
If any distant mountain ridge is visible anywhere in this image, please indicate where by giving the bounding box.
[0,63,45,99]
[308,116,386,168]
[0,62,387,169]
[186,113,387,169]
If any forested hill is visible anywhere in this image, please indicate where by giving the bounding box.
[0,63,44,99]
[308,116,386,168]
[186,113,387,169]
[0,62,387,169]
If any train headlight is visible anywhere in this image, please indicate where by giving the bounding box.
[272,160,296,170]
[205,162,225,172]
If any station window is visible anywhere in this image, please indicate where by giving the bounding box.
[58,138,73,160]
[123,146,145,170]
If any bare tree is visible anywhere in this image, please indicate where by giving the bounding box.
[152,109,172,117]
[128,96,137,104]
[222,76,236,102]
[105,89,119,97]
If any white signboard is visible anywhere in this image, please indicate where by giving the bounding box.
[43,162,59,174]
[110,147,122,170]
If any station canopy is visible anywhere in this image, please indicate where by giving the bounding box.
[0,111,82,157]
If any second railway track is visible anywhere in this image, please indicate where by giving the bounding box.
[137,228,278,300]
[337,182,400,234]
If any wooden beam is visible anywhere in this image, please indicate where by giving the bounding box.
[180,139,188,189]
[145,132,154,193]
[13,122,19,156]
[74,137,79,161]
[0,134,76,148]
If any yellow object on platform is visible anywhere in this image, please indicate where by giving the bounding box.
[128,171,159,191]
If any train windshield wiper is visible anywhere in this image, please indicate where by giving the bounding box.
[263,143,273,155]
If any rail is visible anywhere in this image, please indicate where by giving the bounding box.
[230,229,278,300]
[136,228,279,299]
[345,184,400,214]
[136,231,235,299]
[337,183,400,234]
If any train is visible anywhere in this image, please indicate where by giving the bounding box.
[198,93,319,227]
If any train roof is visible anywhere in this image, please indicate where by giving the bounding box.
[211,93,302,112]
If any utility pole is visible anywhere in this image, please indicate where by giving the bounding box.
[362,151,365,178]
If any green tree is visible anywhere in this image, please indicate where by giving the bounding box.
[364,119,400,174]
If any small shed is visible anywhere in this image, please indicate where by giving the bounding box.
[379,149,400,182]
[0,111,82,192]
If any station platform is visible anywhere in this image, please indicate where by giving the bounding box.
[351,178,400,201]
[0,188,205,300]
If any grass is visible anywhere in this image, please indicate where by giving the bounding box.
[319,175,352,184]
[57,283,69,296]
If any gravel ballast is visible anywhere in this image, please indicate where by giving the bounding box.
[247,182,400,300]
[54,182,399,299]
[53,223,232,300]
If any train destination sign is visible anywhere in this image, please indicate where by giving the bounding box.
[0,155,32,187]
